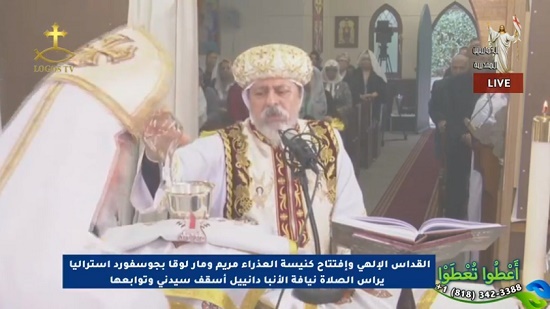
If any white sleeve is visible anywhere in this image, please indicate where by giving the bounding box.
[130,154,155,213]
[131,134,227,218]
[331,129,367,218]
[198,87,208,127]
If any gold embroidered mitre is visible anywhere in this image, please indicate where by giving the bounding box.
[49,26,172,136]
[232,44,313,88]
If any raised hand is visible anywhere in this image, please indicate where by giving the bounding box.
[143,110,190,163]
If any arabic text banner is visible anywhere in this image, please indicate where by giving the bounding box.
[63,254,435,289]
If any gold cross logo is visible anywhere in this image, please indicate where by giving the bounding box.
[68,34,137,67]
[34,23,75,64]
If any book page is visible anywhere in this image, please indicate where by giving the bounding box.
[418,218,503,234]
[354,216,417,230]
[332,216,419,242]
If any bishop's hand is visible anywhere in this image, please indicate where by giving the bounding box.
[143,110,190,163]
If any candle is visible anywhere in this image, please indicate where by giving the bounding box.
[523,101,550,284]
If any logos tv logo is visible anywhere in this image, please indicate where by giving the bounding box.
[33,23,75,73]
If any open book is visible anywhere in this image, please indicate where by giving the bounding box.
[332,216,503,244]
[331,216,504,261]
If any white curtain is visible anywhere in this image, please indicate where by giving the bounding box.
[128,0,199,139]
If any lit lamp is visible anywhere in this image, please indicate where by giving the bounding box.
[523,101,550,284]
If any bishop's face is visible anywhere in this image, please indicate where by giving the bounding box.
[248,78,302,145]
[499,25,505,32]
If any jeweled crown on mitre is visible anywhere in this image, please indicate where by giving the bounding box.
[232,44,313,88]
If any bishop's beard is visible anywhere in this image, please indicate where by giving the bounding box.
[251,106,295,148]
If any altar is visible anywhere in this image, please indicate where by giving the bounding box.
[97,218,522,309]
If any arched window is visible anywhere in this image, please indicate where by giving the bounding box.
[369,4,403,79]
[431,2,479,77]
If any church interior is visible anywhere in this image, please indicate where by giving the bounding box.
[0,0,549,307]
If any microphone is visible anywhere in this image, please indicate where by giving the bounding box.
[275,127,347,306]
[278,129,320,175]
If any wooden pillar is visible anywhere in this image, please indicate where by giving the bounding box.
[128,0,199,138]
[515,0,550,271]
[495,0,532,270]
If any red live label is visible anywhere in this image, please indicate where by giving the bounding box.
[473,73,523,93]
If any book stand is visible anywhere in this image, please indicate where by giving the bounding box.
[331,223,504,308]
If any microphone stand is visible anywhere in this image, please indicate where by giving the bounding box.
[275,131,347,307]
[289,168,347,305]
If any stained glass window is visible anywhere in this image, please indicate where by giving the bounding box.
[370,6,402,78]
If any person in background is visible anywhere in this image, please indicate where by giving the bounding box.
[429,54,469,160]
[199,69,224,125]
[336,52,355,85]
[309,51,322,70]
[202,51,218,87]
[300,66,327,120]
[444,41,477,78]
[350,50,387,118]
[349,50,387,166]
[210,57,235,104]
[442,38,485,220]
[321,59,352,116]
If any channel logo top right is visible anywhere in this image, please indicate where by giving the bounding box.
[472,15,524,94]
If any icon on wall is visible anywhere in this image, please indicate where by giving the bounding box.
[335,16,359,48]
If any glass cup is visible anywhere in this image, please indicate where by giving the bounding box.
[163,181,214,243]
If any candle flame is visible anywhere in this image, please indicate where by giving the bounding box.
[544,100,549,115]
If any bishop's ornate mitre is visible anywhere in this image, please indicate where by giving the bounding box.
[231,44,313,88]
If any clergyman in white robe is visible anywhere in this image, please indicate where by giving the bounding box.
[0,27,171,308]
[127,43,416,308]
